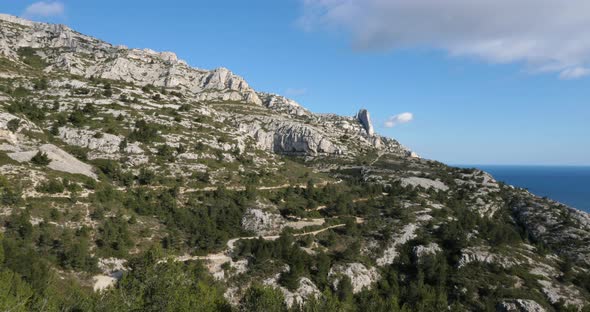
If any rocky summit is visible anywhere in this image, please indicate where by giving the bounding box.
[0,14,589,312]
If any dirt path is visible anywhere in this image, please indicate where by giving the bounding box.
[179,180,339,194]
[178,222,350,264]
[369,152,383,166]
[96,215,365,291]
[285,218,326,230]
[307,196,375,211]
[27,180,341,199]
[94,221,353,291]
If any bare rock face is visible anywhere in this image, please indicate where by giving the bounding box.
[0,13,112,58]
[511,195,590,266]
[92,275,118,292]
[376,223,417,266]
[328,263,380,294]
[0,112,36,134]
[97,258,127,275]
[538,279,586,308]
[259,93,311,117]
[497,299,546,312]
[356,109,375,136]
[40,144,97,178]
[0,14,262,105]
[280,278,321,308]
[241,207,286,236]
[59,127,121,154]
[87,55,262,105]
[413,243,442,259]
[458,246,517,268]
[272,123,342,155]
[239,118,344,156]
[58,127,143,158]
[262,270,321,308]
[8,144,97,179]
[400,177,449,191]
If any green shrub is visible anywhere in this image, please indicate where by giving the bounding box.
[240,283,287,312]
[0,176,22,206]
[33,78,48,90]
[51,100,60,111]
[119,138,128,152]
[128,120,160,143]
[68,109,87,127]
[157,144,175,162]
[74,88,90,95]
[6,119,19,133]
[37,178,65,194]
[64,146,88,161]
[96,216,132,257]
[93,159,133,186]
[30,151,50,166]
[17,47,46,69]
[8,99,46,122]
[137,168,156,185]
[11,87,30,98]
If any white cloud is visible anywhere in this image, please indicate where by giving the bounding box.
[285,88,308,96]
[301,0,590,79]
[559,67,590,80]
[384,112,413,128]
[22,1,65,19]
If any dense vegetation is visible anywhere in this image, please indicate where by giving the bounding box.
[1,168,589,311]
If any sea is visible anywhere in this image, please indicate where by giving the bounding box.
[459,165,590,213]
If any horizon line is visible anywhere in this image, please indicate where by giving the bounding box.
[451,163,590,167]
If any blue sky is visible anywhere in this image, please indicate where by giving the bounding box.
[3,0,590,165]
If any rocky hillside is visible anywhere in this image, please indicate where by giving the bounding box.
[0,14,588,311]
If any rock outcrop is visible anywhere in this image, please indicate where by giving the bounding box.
[413,243,442,259]
[400,177,449,191]
[58,127,143,157]
[538,279,586,308]
[241,207,286,236]
[356,109,375,136]
[259,93,310,117]
[511,196,590,266]
[497,299,546,312]
[377,223,417,266]
[263,270,321,308]
[328,263,380,294]
[7,144,96,179]
[0,14,262,105]
[238,118,344,156]
[458,246,518,268]
[279,278,321,308]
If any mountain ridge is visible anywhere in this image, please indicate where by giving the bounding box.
[0,13,416,159]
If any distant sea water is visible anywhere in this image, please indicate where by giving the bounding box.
[458,165,590,213]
